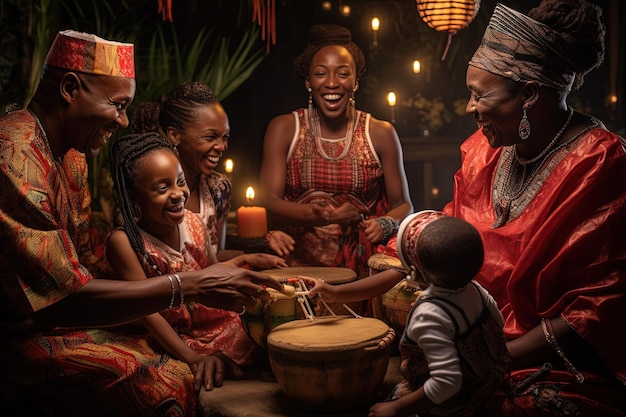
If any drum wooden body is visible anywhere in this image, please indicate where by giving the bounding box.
[368,253,421,335]
[243,288,296,349]
[381,279,421,335]
[267,316,395,412]
[262,266,358,316]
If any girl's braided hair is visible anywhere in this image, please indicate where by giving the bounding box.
[109,131,177,272]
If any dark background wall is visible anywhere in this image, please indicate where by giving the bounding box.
[210,0,624,209]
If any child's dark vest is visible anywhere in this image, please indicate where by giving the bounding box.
[397,282,511,416]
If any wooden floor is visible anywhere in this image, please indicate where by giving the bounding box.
[198,355,402,417]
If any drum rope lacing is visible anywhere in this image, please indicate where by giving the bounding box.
[286,276,363,321]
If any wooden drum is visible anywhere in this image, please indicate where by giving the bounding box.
[267,316,395,412]
[381,280,422,335]
[243,288,296,349]
[261,266,358,317]
[368,253,421,335]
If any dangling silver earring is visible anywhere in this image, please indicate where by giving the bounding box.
[518,106,531,140]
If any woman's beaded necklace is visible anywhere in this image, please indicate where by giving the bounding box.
[308,106,358,160]
[514,106,574,166]
[493,106,575,227]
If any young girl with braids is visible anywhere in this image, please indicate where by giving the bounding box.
[132,81,296,259]
[105,131,287,389]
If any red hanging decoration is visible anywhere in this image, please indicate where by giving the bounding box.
[252,0,277,54]
[157,0,174,22]
[416,0,480,60]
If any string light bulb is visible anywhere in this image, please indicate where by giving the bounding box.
[371,17,380,31]
[413,60,421,74]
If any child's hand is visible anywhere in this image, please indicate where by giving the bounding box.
[306,278,339,303]
[368,400,400,417]
[244,253,288,270]
[189,354,225,391]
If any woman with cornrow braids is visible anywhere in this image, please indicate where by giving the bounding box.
[132,82,296,259]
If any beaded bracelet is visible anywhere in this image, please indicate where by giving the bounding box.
[374,216,398,244]
[541,318,585,383]
[167,275,176,309]
[174,274,184,306]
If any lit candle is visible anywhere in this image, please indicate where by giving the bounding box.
[237,187,268,238]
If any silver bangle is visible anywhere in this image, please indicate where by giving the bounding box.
[541,318,584,383]
[174,274,184,306]
[167,275,176,309]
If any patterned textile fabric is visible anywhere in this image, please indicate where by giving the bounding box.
[0,109,196,416]
[137,210,262,368]
[282,108,390,278]
[443,126,626,415]
[196,171,231,255]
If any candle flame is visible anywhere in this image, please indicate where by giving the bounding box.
[387,91,397,107]
[245,186,255,202]
[224,159,234,173]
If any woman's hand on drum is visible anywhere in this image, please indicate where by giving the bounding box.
[266,230,295,256]
[234,253,288,270]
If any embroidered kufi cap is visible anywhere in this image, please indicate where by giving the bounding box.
[396,210,446,285]
[469,3,574,90]
[44,30,135,78]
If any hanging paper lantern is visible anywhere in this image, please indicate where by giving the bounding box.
[416,0,480,59]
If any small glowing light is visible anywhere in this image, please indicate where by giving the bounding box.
[321,1,332,11]
[224,159,234,173]
[341,5,351,16]
[387,91,397,107]
[431,187,439,196]
[609,94,618,104]
[371,17,380,32]
[413,60,421,74]
[245,186,255,204]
